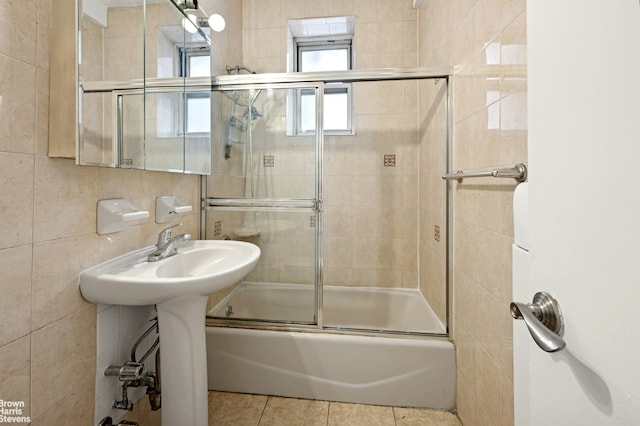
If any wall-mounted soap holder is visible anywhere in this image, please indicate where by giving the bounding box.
[97,199,150,235]
[156,196,193,223]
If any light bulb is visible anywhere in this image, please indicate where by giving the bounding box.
[208,14,225,32]
[182,14,198,34]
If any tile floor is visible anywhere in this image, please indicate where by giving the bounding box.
[208,391,462,426]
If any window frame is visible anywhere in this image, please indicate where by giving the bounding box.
[293,37,355,136]
[177,45,211,78]
[295,38,353,72]
[177,45,211,137]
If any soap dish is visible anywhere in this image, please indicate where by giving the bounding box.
[97,199,150,235]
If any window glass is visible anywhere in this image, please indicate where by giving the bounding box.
[300,91,316,133]
[299,49,349,72]
[186,94,210,133]
[300,89,349,132]
[188,55,211,77]
[324,91,348,130]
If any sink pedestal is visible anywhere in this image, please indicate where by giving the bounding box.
[156,294,209,426]
[78,240,261,425]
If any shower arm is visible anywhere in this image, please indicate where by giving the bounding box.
[226,65,257,75]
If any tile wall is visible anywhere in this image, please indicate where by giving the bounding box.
[323,79,422,288]
[417,0,528,425]
[242,0,418,72]
[0,0,206,424]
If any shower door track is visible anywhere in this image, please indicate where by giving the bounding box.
[82,67,451,93]
[211,67,452,86]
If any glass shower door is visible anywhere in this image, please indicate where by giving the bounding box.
[205,83,323,325]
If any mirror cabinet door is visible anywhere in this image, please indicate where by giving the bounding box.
[49,0,212,175]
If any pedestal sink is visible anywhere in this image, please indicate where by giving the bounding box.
[79,240,260,426]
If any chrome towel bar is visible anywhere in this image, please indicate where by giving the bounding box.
[442,163,527,183]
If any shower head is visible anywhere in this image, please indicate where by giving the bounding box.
[243,106,262,121]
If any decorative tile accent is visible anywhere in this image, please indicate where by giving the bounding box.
[264,155,275,167]
[383,155,396,167]
[214,221,222,237]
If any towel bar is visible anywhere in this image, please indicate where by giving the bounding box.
[442,163,527,182]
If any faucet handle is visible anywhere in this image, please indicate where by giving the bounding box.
[157,223,183,245]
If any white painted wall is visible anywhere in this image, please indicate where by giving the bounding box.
[95,305,158,425]
[524,0,640,424]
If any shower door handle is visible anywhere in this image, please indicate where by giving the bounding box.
[510,292,566,352]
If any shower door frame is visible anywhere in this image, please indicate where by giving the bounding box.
[205,81,325,327]
[202,67,453,339]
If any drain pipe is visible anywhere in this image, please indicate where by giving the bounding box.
[105,318,162,412]
[147,347,161,410]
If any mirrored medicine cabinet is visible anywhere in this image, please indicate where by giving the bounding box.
[49,0,213,174]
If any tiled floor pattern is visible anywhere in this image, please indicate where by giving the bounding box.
[208,391,462,425]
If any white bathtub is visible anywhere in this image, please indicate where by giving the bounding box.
[209,282,446,334]
[205,283,455,409]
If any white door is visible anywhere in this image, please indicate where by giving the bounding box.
[517,1,640,425]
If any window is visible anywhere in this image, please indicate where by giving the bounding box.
[294,37,354,135]
[178,46,211,77]
[178,46,211,135]
[297,43,350,72]
[296,39,353,134]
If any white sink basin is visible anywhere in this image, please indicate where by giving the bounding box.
[79,239,260,426]
[79,240,260,306]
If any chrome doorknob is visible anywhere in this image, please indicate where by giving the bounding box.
[511,292,566,352]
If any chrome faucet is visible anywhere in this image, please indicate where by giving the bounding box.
[148,223,191,262]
